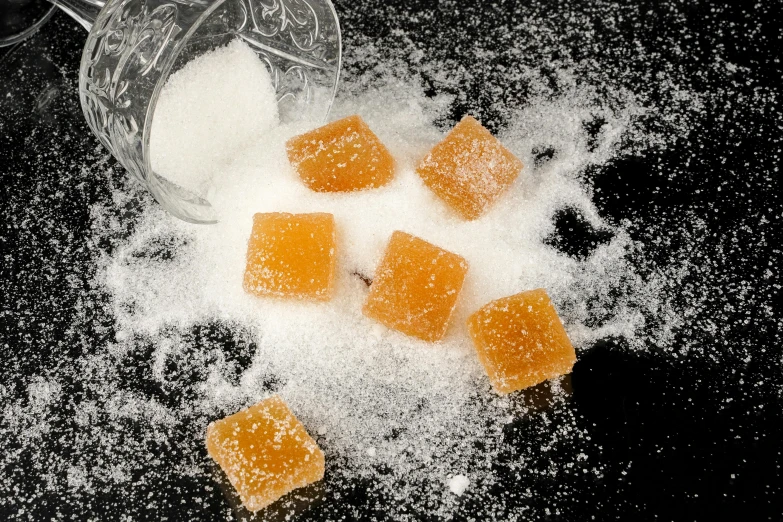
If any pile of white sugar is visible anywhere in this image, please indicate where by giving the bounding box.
[149,39,279,198]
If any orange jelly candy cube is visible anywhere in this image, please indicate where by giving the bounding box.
[206,395,325,512]
[243,213,336,301]
[416,115,523,220]
[363,231,468,342]
[286,115,395,192]
[467,288,576,394]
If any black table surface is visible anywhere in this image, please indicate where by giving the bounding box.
[1,1,781,520]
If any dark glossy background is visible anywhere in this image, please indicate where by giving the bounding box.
[1,1,781,520]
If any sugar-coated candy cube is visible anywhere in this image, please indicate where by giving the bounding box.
[206,395,325,512]
[243,213,336,301]
[416,115,523,220]
[363,231,468,342]
[467,288,576,394]
[286,115,395,192]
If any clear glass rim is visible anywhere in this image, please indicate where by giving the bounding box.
[320,0,342,125]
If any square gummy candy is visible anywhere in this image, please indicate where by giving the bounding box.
[363,231,468,342]
[416,115,523,220]
[243,213,336,301]
[286,115,395,192]
[206,395,325,512]
[467,288,576,394]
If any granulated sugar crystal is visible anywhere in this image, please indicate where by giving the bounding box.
[447,474,470,496]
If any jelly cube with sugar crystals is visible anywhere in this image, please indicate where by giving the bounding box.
[243,213,336,301]
[286,115,395,192]
[363,231,468,342]
[416,115,523,220]
[468,288,576,394]
[206,395,325,512]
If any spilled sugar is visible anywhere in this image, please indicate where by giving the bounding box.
[4,1,778,518]
[94,40,669,514]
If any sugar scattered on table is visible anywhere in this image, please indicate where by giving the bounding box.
[91,63,661,516]
[93,63,669,516]
[3,2,771,519]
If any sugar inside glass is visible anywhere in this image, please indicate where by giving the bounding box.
[363,231,468,342]
[206,395,325,512]
[286,114,395,192]
[416,115,523,220]
[467,288,576,394]
[243,212,336,301]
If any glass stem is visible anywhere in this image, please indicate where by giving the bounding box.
[48,0,105,31]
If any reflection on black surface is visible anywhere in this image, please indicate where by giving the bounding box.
[0,0,54,47]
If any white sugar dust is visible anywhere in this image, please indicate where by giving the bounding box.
[91,38,672,516]
[149,39,279,198]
